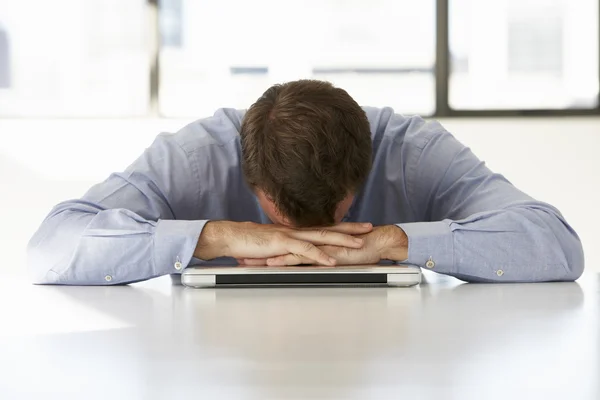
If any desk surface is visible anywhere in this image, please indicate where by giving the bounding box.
[1,271,598,400]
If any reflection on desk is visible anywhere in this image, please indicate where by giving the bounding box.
[0,271,597,400]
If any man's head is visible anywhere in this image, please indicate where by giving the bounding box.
[241,80,372,227]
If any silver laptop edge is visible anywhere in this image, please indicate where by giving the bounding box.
[181,265,421,288]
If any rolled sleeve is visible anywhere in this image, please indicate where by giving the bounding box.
[154,219,209,275]
[397,221,454,274]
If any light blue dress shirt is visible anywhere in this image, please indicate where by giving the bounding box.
[27,107,584,284]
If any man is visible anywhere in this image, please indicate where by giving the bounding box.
[27,80,584,285]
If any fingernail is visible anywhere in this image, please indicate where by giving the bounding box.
[362,223,372,228]
[354,238,363,245]
[328,257,336,265]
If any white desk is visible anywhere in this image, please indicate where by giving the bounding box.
[0,271,598,400]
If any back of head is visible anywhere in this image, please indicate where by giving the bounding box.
[241,79,372,227]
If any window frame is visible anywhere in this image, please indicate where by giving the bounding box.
[434,0,600,117]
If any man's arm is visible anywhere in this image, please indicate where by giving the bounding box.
[395,126,584,282]
[27,133,208,285]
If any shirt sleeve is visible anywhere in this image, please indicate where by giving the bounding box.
[397,127,584,282]
[27,133,208,285]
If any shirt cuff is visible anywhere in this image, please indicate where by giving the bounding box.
[396,221,454,274]
[154,219,209,276]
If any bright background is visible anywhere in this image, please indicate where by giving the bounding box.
[0,0,598,117]
[0,0,598,275]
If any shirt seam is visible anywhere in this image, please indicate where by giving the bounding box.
[173,126,238,154]
[47,268,61,283]
[404,136,433,220]
[405,129,449,221]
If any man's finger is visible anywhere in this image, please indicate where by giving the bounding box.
[267,254,311,266]
[290,229,365,248]
[283,238,336,266]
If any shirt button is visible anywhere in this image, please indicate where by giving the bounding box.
[104,275,112,282]
[496,269,504,277]
[174,261,183,271]
[425,259,435,269]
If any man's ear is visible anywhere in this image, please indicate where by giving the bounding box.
[256,190,291,226]
[334,195,355,223]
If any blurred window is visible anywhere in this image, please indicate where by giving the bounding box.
[158,0,436,117]
[0,0,597,117]
[449,0,599,110]
[0,23,9,88]
[160,0,183,48]
[0,0,148,117]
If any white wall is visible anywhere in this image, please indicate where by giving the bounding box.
[1,117,598,277]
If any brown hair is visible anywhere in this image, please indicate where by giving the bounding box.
[241,79,372,227]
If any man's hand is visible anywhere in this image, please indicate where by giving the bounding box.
[194,221,374,266]
[240,225,408,266]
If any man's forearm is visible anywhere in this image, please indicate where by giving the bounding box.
[194,221,230,260]
[379,225,409,262]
